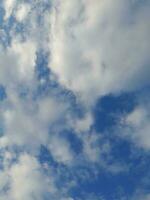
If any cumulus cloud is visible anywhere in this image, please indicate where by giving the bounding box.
[3,0,16,20]
[49,0,150,105]
[0,90,70,153]
[0,38,37,86]
[0,1,77,199]
[0,153,55,200]
[122,101,150,149]
[15,3,31,22]
[48,135,73,164]
[9,154,54,200]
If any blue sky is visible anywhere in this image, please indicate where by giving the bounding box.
[0,0,150,200]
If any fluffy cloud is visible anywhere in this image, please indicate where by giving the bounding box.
[0,90,70,153]
[9,154,53,200]
[0,4,75,198]
[49,0,150,105]
[122,101,150,149]
[15,3,31,22]
[3,0,16,20]
[48,135,73,164]
[0,39,36,86]
[0,153,55,200]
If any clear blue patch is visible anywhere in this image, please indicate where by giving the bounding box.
[0,85,6,101]
[61,131,83,155]
[93,93,136,132]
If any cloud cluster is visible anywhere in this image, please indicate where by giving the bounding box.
[0,152,57,200]
[49,0,150,105]
[0,0,150,199]
[0,1,75,198]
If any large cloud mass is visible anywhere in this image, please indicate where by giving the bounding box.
[0,0,150,200]
[49,0,150,105]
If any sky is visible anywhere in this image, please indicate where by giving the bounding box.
[0,0,150,200]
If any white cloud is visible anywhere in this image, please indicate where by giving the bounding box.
[83,132,101,162]
[0,89,70,154]
[70,113,93,133]
[49,0,150,105]
[126,107,147,127]
[0,39,36,86]
[15,3,31,22]
[38,97,68,126]
[48,135,73,164]
[3,0,16,20]
[121,101,150,150]
[0,153,55,200]
[9,154,53,200]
